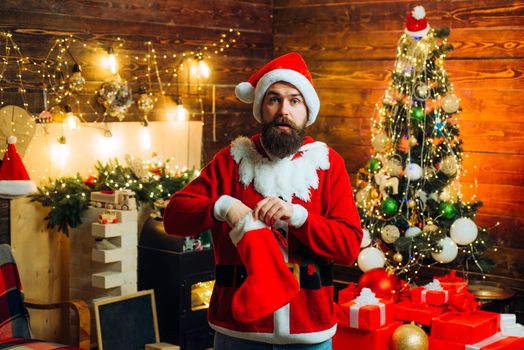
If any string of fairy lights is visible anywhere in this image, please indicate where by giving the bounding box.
[0,29,240,181]
[355,28,498,283]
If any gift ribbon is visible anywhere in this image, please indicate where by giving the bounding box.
[465,332,507,350]
[420,289,448,303]
[349,302,386,329]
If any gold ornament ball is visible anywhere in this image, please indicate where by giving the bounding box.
[393,252,403,263]
[423,224,439,235]
[409,135,418,147]
[391,323,429,350]
[381,224,400,244]
[441,93,460,114]
[356,188,371,207]
[371,189,380,199]
[435,57,445,67]
[407,199,416,208]
[440,156,458,176]
[138,93,154,115]
[372,132,389,152]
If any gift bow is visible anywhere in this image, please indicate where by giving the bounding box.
[436,269,465,283]
[465,313,524,349]
[448,290,479,313]
[354,288,380,305]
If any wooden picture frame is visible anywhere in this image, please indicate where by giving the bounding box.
[94,289,160,350]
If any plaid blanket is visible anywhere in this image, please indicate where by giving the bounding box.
[0,337,79,349]
[0,245,80,349]
[0,245,30,339]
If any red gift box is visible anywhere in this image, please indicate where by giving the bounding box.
[435,270,468,294]
[412,286,452,306]
[430,333,524,350]
[394,300,447,326]
[333,320,402,350]
[338,282,360,304]
[431,310,500,344]
[339,298,394,330]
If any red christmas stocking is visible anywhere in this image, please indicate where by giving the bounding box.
[231,227,300,323]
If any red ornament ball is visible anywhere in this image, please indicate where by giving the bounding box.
[359,268,401,302]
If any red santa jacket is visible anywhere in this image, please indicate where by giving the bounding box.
[163,134,363,344]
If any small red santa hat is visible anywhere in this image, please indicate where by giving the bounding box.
[0,136,37,198]
[405,5,430,37]
[235,52,320,126]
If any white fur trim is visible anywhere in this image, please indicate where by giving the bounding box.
[405,25,430,37]
[0,180,36,198]
[252,69,320,126]
[235,82,255,103]
[229,212,267,246]
[230,137,330,202]
[288,204,308,228]
[213,195,240,222]
[210,308,337,344]
[412,6,426,20]
[7,135,16,144]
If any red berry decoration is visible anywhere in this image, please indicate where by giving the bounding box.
[359,268,401,302]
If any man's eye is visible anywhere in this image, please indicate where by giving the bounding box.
[270,97,280,103]
[291,98,301,104]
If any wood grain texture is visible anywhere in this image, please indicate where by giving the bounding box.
[274,0,524,34]
[276,28,524,60]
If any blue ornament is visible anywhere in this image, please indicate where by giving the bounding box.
[434,117,445,136]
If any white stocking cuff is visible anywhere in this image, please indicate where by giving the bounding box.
[229,212,267,246]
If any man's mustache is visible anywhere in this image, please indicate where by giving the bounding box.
[270,117,298,130]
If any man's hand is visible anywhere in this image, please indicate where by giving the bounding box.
[225,201,252,228]
[253,196,293,226]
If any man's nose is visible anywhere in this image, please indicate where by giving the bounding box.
[278,100,290,115]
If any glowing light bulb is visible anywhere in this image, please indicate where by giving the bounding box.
[175,105,188,121]
[63,105,79,130]
[199,59,210,78]
[106,47,118,74]
[175,97,188,121]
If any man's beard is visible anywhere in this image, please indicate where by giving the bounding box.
[261,117,306,159]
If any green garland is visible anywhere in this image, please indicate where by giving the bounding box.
[30,158,195,235]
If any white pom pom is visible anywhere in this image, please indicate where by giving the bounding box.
[412,6,426,20]
[235,82,255,103]
[7,135,17,144]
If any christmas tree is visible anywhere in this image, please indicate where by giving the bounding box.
[355,6,494,282]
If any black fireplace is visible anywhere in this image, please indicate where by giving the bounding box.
[138,217,215,350]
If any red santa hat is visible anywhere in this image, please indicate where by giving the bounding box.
[0,136,36,198]
[235,52,320,126]
[405,5,430,37]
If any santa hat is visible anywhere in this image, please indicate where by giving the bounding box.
[405,6,430,37]
[0,136,37,198]
[235,52,320,126]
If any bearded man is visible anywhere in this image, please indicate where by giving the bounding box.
[163,52,363,350]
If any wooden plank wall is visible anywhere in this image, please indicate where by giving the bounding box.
[273,0,524,282]
[0,0,271,342]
